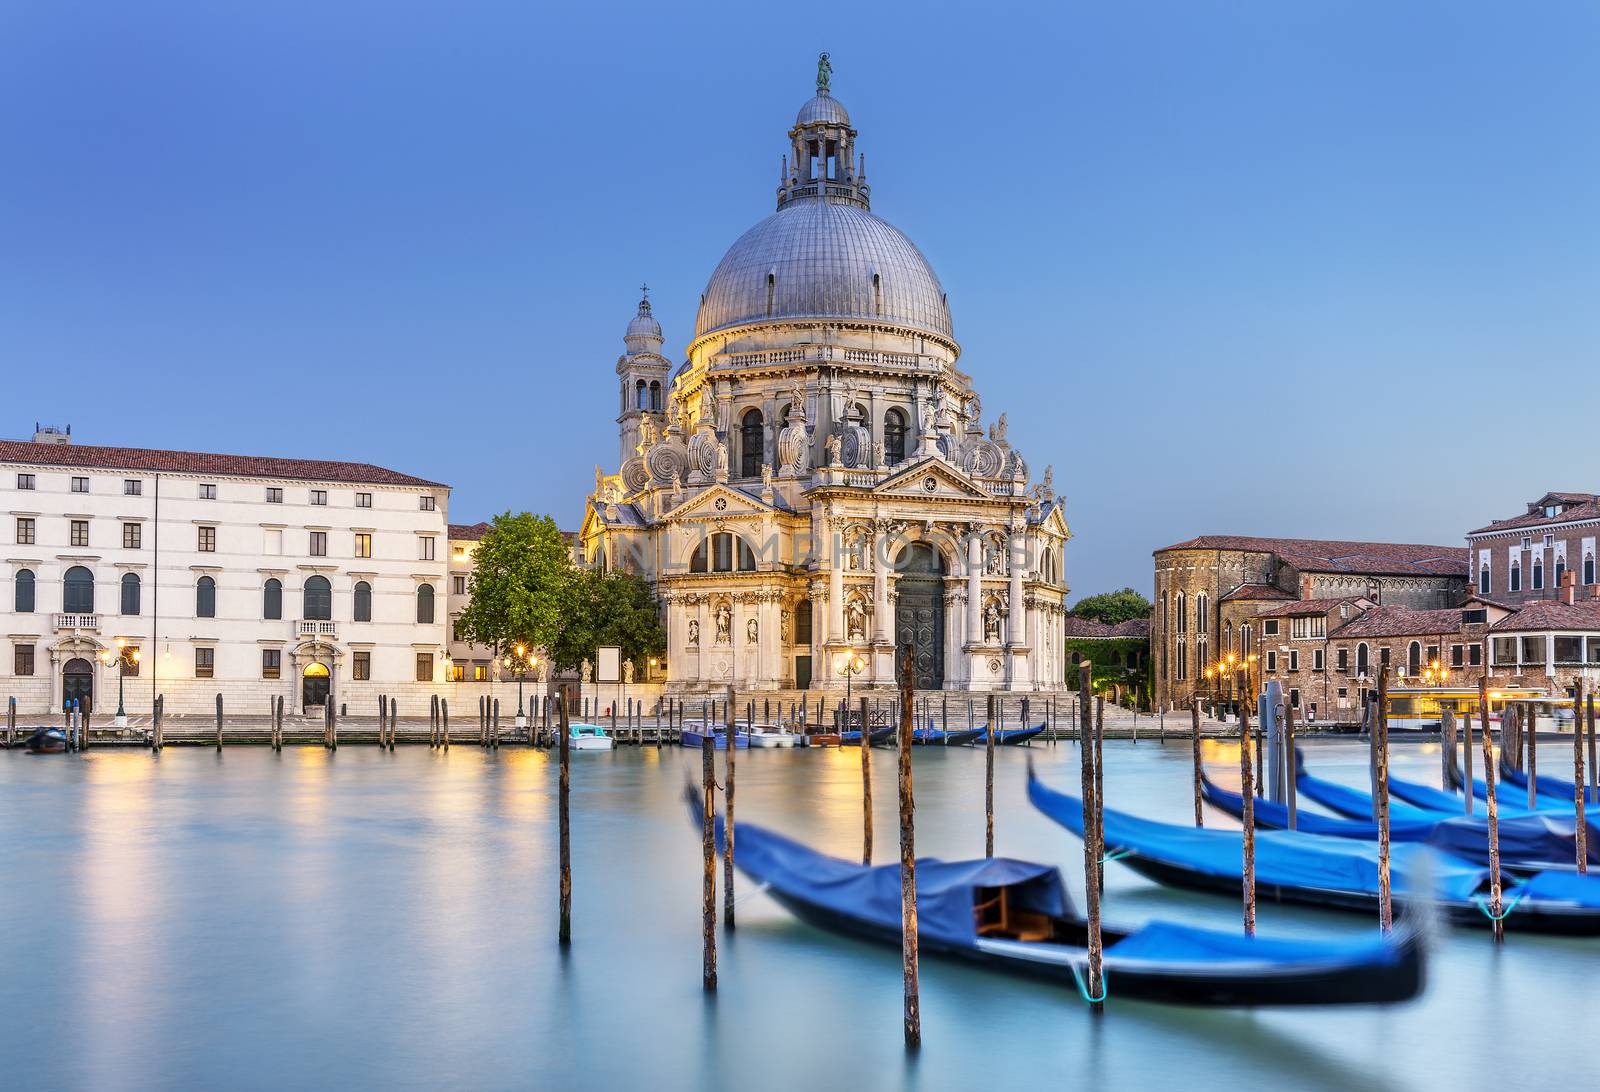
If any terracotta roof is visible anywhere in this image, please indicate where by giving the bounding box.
[449,522,492,541]
[1156,535,1467,578]
[1256,595,1369,619]
[1219,583,1295,602]
[1063,616,1150,640]
[0,438,444,488]
[1329,606,1465,639]
[1469,498,1600,536]
[1489,600,1600,632]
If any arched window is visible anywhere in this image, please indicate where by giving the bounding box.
[883,408,907,465]
[1587,553,1597,586]
[303,575,332,621]
[739,409,764,478]
[63,566,94,614]
[416,583,435,624]
[636,379,648,410]
[1510,560,1522,593]
[649,381,663,412]
[15,568,36,613]
[1357,642,1370,676]
[689,532,757,573]
[196,576,216,619]
[1479,564,1490,595]
[1175,593,1187,634]
[1407,641,1421,675]
[354,581,372,622]
[263,578,282,620]
[1196,594,1208,633]
[1223,622,1233,653]
[120,573,141,616]
[1239,623,1252,656]
[1532,556,1544,590]
[1555,557,1567,587]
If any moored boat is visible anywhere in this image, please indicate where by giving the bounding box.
[747,724,798,748]
[559,723,614,751]
[681,722,750,749]
[23,728,68,754]
[989,722,1046,746]
[839,727,894,747]
[911,726,985,746]
[681,786,1426,1006]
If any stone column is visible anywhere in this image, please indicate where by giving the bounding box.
[829,521,845,646]
[872,524,890,643]
[1008,529,1026,646]
[966,530,982,646]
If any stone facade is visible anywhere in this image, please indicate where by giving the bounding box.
[579,67,1071,694]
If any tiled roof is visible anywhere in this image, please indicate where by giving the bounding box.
[1219,583,1296,602]
[1256,595,1369,619]
[1063,615,1150,640]
[1329,606,1465,639]
[1156,535,1467,578]
[0,439,444,488]
[1489,600,1600,632]
[448,522,492,541]
[1469,498,1600,536]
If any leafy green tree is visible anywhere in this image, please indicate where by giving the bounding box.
[551,569,666,673]
[454,512,571,655]
[1070,587,1152,626]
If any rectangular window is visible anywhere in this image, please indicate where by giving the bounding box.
[123,479,142,496]
[1313,648,1325,671]
[353,651,370,680]
[1510,566,1522,592]
[71,476,89,493]
[1290,688,1301,709]
[310,490,327,506]
[415,653,433,682]
[1521,636,1546,665]
[16,473,34,490]
[198,526,217,552]
[1450,644,1464,667]
[420,495,436,511]
[70,520,89,547]
[1263,619,1280,637]
[14,644,34,676]
[452,575,466,595]
[474,664,488,682]
[1555,636,1583,664]
[1461,608,1487,624]
[1470,644,1482,666]
[1336,647,1349,673]
[262,649,281,679]
[309,531,327,557]
[15,517,34,545]
[195,647,215,678]
[418,537,436,561]
[1290,616,1325,639]
[355,492,372,508]
[1379,647,1391,667]
[265,487,283,504]
[354,533,372,559]
[1288,650,1300,671]
[1492,636,1518,665]
[1337,687,1349,699]
[451,663,466,682]
[1266,651,1277,672]
[123,523,142,549]
[199,483,217,500]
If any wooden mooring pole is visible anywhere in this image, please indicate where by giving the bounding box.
[1094,694,1105,890]
[1240,700,1256,937]
[898,644,921,1048]
[215,694,223,750]
[1077,662,1103,1013]
[1528,698,1539,810]
[723,686,737,929]
[985,692,996,858]
[558,692,572,945]
[1462,686,1476,815]
[1284,701,1297,830]
[1191,699,1203,827]
[6,696,13,749]
[1375,666,1392,934]
[441,699,449,749]
[1478,676,1504,943]
[1575,679,1587,874]
[701,733,717,991]
[861,696,873,865]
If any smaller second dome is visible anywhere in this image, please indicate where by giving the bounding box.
[796,91,850,128]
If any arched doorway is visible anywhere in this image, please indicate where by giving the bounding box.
[893,543,946,689]
[302,661,330,710]
[63,656,94,714]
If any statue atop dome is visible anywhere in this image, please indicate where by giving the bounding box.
[816,52,832,93]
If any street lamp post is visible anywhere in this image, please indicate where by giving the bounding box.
[101,638,141,729]
[503,644,538,729]
[838,652,866,730]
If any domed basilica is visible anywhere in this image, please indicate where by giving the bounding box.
[579,57,1070,693]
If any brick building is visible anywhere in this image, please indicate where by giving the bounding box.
[1151,536,1468,710]
[1467,491,1600,603]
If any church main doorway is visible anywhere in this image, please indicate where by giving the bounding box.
[893,544,945,689]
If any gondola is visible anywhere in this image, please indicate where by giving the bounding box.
[988,722,1046,746]
[23,728,67,754]
[1201,773,1598,874]
[1499,764,1599,806]
[1029,767,1600,934]
[1295,752,1542,819]
[911,727,985,746]
[681,786,1425,1006]
[680,723,749,750]
[839,727,894,747]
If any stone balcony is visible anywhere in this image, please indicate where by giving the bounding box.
[295,620,337,640]
[54,613,99,632]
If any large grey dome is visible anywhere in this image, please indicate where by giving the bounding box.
[693,199,953,341]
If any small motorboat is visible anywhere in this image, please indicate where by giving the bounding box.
[747,724,798,748]
[23,728,68,754]
[681,786,1425,1006]
[681,722,749,749]
[558,723,614,751]
[1031,766,1600,934]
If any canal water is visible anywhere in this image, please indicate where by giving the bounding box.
[2,736,1592,1091]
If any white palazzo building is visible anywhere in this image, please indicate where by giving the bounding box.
[580,60,1071,693]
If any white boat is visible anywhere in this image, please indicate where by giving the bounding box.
[747,724,798,748]
[562,723,614,751]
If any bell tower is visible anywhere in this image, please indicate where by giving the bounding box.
[616,287,672,467]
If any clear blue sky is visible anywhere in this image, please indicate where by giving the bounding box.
[5,2,1597,599]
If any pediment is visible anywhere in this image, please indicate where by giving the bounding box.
[874,458,991,501]
[663,483,777,522]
